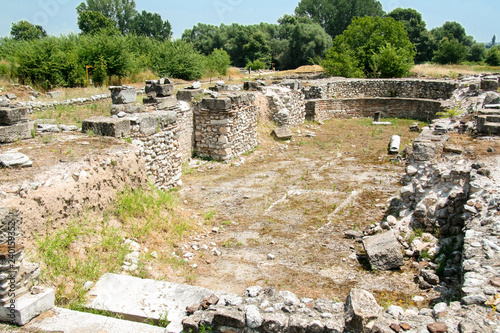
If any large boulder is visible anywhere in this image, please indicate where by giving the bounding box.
[363,231,404,271]
[344,289,382,333]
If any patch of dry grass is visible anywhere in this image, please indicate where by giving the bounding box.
[411,63,500,78]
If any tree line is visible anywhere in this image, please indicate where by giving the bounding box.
[0,0,498,88]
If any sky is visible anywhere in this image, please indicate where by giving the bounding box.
[0,0,497,43]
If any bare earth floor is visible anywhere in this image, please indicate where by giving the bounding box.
[177,118,428,304]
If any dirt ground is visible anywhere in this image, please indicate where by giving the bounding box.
[173,118,429,304]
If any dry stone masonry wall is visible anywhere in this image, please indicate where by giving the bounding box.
[263,86,306,127]
[193,93,258,161]
[304,79,458,100]
[305,98,445,123]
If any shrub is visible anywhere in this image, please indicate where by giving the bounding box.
[369,43,414,78]
[245,59,267,71]
[206,48,231,76]
[150,40,205,80]
[485,46,500,66]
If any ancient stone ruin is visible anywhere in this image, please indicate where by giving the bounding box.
[1,74,499,332]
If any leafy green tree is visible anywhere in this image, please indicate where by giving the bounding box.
[467,43,486,62]
[432,37,468,64]
[243,31,271,65]
[150,40,205,80]
[295,0,385,38]
[77,0,137,33]
[78,32,130,80]
[10,21,47,41]
[491,35,497,48]
[386,8,432,63]
[93,56,107,86]
[281,22,332,69]
[77,10,118,35]
[430,21,474,47]
[322,43,364,78]
[182,23,223,56]
[206,48,231,76]
[323,16,415,77]
[130,10,172,41]
[485,46,500,66]
[370,42,414,77]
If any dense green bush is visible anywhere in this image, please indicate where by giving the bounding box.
[432,37,468,64]
[245,59,267,71]
[485,46,500,66]
[149,40,205,81]
[323,16,415,78]
[206,48,231,76]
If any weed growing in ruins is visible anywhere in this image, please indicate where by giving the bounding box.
[86,130,94,137]
[42,134,53,144]
[34,216,128,308]
[203,209,216,221]
[114,184,191,243]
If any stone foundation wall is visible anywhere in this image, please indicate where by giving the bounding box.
[176,101,194,161]
[129,111,182,190]
[306,98,445,122]
[307,79,458,100]
[194,93,258,161]
[263,87,305,127]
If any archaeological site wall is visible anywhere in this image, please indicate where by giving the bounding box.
[304,79,458,100]
[193,93,258,161]
[305,98,445,122]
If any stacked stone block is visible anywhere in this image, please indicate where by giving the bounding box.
[0,208,40,307]
[144,78,177,110]
[0,105,32,143]
[194,93,257,161]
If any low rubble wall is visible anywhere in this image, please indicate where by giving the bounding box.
[305,98,445,122]
[304,79,458,100]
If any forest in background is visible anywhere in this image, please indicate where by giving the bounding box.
[0,0,499,89]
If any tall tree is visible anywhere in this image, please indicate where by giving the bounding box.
[77,0,137,33]
[295,0,385,38]
[386,8,432,63]
[430,21,474,47]
[77,10,118,35]
[323,16,415,78]
[491,35,497,48]
[130,10,172,41]
[10,21,47,41]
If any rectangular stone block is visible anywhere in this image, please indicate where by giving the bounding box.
[156,96,177,110]
[109,86,137,104]
[143,95,177,110]
[0,288,55,325]
[82,117,130,138]
[0,122,32,143]
[0,107,28,126]
[363,231,404,270]
[177,88,203,102]
[155,84,174,97]
[202,98,231,111]
[137,115,159,137]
